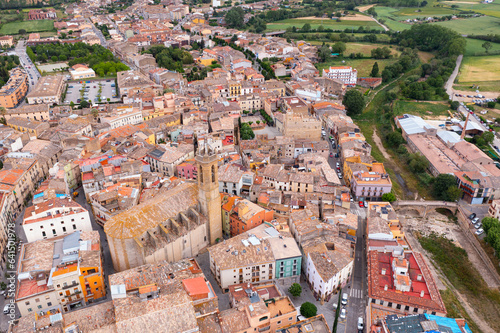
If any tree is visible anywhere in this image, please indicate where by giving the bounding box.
[487,101,496,108]
[386,131,404,146]
[450,101,459,110]
[91,109,99,118]
[231,34,238,43]
[318,44,331,63]
[382,192,397,202]
[80,100,89,108]
[300,302,317,318]
[225,7,245,29]
[70,101,75,109]
[301,23,311,32]
[371,62,379,77]
[482,41,492,54]
[408,153,429,173]
[288,283,302,297]
[342,90,365,116]
[18,29,26,35]
[331,41,346,55]
[433,174,460,201]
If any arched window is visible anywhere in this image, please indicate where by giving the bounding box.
[211,165,216,183]
[199,166,203,183]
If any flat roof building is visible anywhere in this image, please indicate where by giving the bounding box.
[0,67,29,109]
[26,75,66,106]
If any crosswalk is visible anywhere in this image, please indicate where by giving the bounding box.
[350,288,363,299]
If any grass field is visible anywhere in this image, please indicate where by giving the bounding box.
[266,18,384,32]
[316,57,396,76]
[393,100,451,116]
[464,38,500,56]
[373,7,412,31]
[443,1,500,18]
[459,55,500,82]
[432,16,500,35]
[419,234,500,332]
[454,80,500,92]
[307,41,401,57]
[0,19,54,35]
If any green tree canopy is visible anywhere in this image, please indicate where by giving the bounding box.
[225,7,245,29]
[288,283,302,297]
[342,90,365,116]
[382,192,397,202]
[331,41,346,55]
[432,174,461,201]
[300,302,317,318]
[371,62,379,77]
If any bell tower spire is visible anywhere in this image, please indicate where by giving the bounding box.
[195,144,222,244]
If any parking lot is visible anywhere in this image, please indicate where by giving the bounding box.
[64,80,120,105]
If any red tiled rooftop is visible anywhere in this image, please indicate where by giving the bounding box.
[0,169,24,185]
[17,279,49,299]
[182,276,209,297]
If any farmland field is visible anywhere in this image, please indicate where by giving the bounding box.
[443,1,500,18]
[0,19,54,35]
[431,16,500,35]
[464,38,500,56]
[315,58,397,77]
[266,18,384,32]
[373,7,412,31]
[393,100,451,117]
[459,55,500,82]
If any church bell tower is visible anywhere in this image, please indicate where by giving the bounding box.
[195,143,222,244]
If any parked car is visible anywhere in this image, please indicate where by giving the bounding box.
[474,222,482,229]
[341,293,348,306]
[469,213,476,220]
[358,317,364,330]
[471,217,480,224]
[337,173,342,179]
[329,153,334,158]
[3,304,9,314]
[340,308,346,319]
[359,201,364,208]
[363,201,368,208]
[475,228,484,236]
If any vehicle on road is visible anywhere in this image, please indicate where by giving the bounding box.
[329,153,333,158]
[340,308,346,319]
[471,217,480,224]
[475,228,484,235]
[469,213,476,220]
[363,201,368,208]
[3,304,9,314]
[341,293,348,306]
[337,173,342,179]
[359,201,364,208]
[474,222,482,229]
[357,317,364,330]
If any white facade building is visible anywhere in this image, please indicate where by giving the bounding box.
[305,251,354,300]
[322,66,357,87]
[100,107,143,129]
[22,198,93,242]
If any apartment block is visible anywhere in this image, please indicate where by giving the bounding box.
[351,163,392,201]
[322,66,357,86]
[16,230,105,317]
[228,198,274,237]
[22,197,93,242]
[0,67,29,109]
[26,75,66,105]
[209,224,301,291]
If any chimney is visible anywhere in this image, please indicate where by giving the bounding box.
[461,112,470,140]
[417,274,422,281]
[384,285,388,291]
[420,290,425,298]
[381,268,386,275]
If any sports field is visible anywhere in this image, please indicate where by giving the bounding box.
[459,55,500,82]
[432,16,500,35]
[0,19,54,35]
[266,18,384,32]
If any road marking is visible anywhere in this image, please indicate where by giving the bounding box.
[350,288,363,298]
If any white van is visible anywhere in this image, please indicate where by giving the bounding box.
[341,292,348,306]
[3,304,9,314]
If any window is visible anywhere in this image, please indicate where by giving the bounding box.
[25,301,30,306]
[37,305,42,309]
[388,302,392,307]
[28,308,32,312]
[73,225,77,230]
[396,304,401,310]
[431,311,436,315]
[379,300,384,305]
[62,227,66,232]
[413,308,418,313]
[405,305,410,311]
[47,302,52,307]
[42,231,46,237]
[371,299,375,304]
[71,219,74,222]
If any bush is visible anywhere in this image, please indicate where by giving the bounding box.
[487,101,496,108]
[288,283,302,297]
[381,192,397,202]
[300,302,317,318]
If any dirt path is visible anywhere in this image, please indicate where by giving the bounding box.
[451,286,495,333]
[372,128,391,159]
[357,4,377,12]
